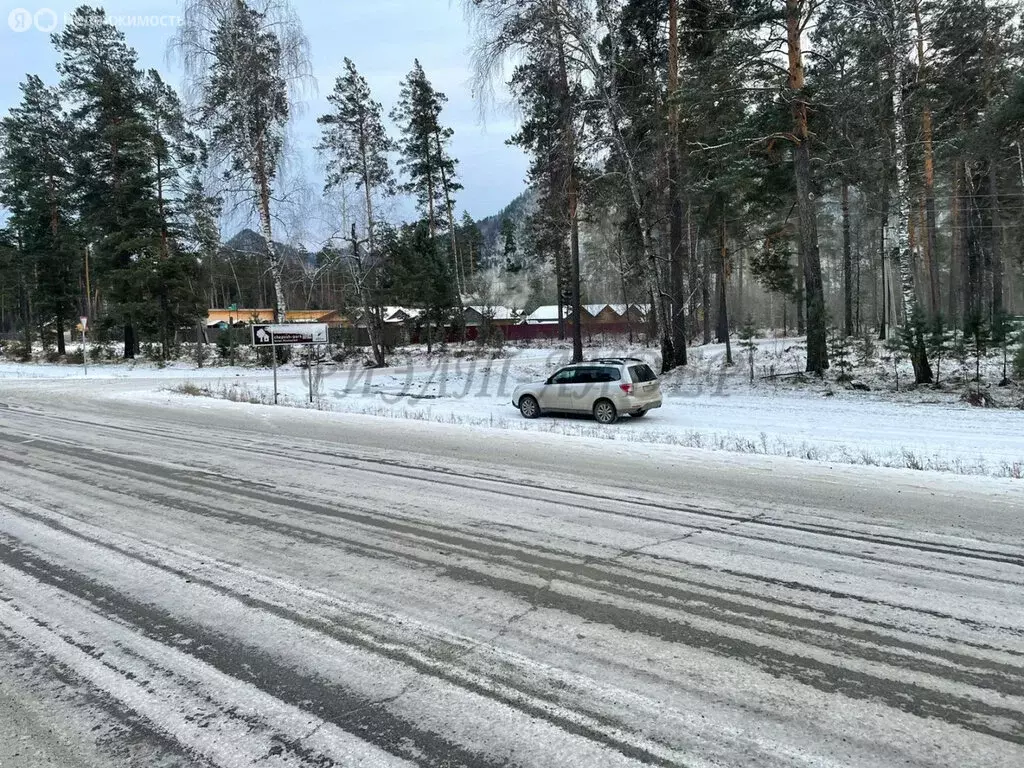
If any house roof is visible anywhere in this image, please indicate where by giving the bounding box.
[382,306,422,323]
[525,305,571,323]
[466,305,519,321]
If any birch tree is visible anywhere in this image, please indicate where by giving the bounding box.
[172,0,311,324]
[863,0,933,383]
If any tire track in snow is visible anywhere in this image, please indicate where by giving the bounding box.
[1,438,1023,749]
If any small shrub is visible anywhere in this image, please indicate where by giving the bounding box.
[960,390,994,408]
[66,349,84,365]
[195,342,210,368]
[828,329,854,383]
[857,333,876,367]
[216,333,232,360]
[738,316,758,383]
[44,349,62,363]
[173,382,207,397]
[1013,331,1024,381]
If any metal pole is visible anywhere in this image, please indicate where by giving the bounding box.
[308,346,313,404]
[82,329,87,376]
[272,344,278,405]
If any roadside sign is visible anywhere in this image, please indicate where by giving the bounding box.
[251,323,329,347]
[80,315,88,330]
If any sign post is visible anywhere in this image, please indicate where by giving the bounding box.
[307,346,314,404]
[251,323,329,406]
[80,316,88,375]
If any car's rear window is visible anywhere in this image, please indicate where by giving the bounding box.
[629,364,657,383]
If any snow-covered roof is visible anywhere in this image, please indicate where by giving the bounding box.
[524,305,567,323]
[466,305,519,321]
[382,306,422,323]
[583,303,613,317]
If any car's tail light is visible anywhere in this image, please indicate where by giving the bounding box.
[620,383,633,394]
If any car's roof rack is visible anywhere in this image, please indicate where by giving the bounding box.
[587,357,645,364]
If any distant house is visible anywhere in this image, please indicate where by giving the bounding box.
[583,304,625,326]
[524,305,575,324]
[382,307,422,324]
[464,306,520,327]
[205,308,348,329]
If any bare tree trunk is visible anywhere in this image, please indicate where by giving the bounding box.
[255,139,287,324]
[948,160,964,324]
[964,162,985,324]
[569,188,583,362]
[701,241,711,345]
[842,178,853,336]
[435,131,463,300]
[716,218,731,365]
[989,168,1003,319]
[687,205,699,336]
[553,8,583,364]
[666,0,686,368]
[879,193,888,341]
[890,11,932,384]
[914,0,941,318]
[786,0,826,372]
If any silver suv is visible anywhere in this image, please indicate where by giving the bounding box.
[512,358,662,424]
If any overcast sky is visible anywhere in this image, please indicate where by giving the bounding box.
[1,0,528,235]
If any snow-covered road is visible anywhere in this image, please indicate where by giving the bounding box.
[1,383,1022,767]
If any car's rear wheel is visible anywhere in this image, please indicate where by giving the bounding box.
[631,410,648,418]
[593,399,618,425]
[518,395,540,419]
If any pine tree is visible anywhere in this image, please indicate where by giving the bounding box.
[54,7,162,358]
[829,329,854,383]
[316,57,396,367]
[387,221,457,353]
[391,61,464,296]
[140,69,210,358]
[501,218,519,273]
[783,0,829,374]
[457,211,485,277]
[0,75,78,356]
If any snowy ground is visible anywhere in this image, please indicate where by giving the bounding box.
[3,337,1023,478]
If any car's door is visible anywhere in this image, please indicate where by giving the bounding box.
[564,367,596,411]
[538,367,577,410]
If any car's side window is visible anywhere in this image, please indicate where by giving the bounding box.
[596,367,620,383]
[629,364,656,383]
[572,368,594,384]
[551,369,576,384]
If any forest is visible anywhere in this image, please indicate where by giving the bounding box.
[1,0,1023,378]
